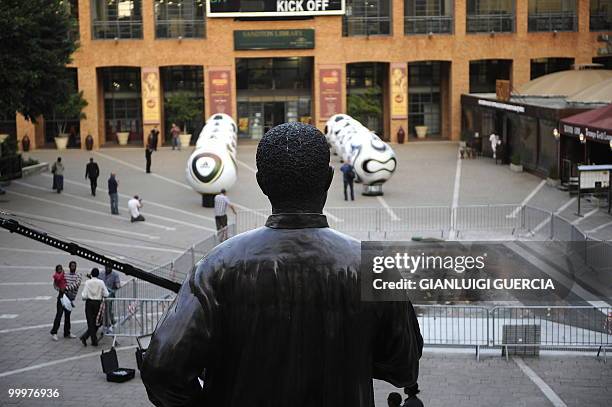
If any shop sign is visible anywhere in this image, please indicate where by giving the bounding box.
[209,0,344,17]
[563,124,612,142]
[234,30,314,50]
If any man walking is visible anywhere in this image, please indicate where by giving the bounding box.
[142,123,422,407]
[100,265,121,334]
[51,157,64,193]
[340,160,356,201]
[214,188,236,241]
[85,158,100,196]
[79,268,109,347]
[128,195,145,222]
[108,173,119,215]
[170,123,181,151]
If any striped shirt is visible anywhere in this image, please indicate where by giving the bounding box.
[214,194,231,217]
[64,271,82,301]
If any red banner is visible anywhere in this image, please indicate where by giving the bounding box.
[208,68,232,115]
[319,66,342,120]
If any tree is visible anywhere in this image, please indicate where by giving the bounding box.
[0,0,78,121]
[347,86,383,129]
[165,93,201,134]
[54,88,87,136]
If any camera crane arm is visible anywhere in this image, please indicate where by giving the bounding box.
[0,215,181,293]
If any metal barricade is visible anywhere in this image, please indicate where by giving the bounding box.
[103,297,174,338]
[415,305,489,350]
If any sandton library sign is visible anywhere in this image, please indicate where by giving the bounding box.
[234,30,315,50]
[208,0,345,17]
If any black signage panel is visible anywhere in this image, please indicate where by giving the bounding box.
[208,0,345,17]
[234,30,315,50]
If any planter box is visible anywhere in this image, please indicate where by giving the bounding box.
[117,132,130,146]
[415,126,428,139]
[54,136,69,150]
[179,133,192,148]
[546,178,561,187]
[510,163,523,173]
[22,162,49,178]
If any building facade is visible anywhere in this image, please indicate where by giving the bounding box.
[10,0,612,149]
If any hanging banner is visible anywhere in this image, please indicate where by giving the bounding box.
[390,63,407,119]
[141,67,161,124]
[208,68,233,115]
[319,66,342,120]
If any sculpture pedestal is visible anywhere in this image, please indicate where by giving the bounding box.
[362,184,383,196]
[202,194,215,208]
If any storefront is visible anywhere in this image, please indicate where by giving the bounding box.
[236,57,314,139]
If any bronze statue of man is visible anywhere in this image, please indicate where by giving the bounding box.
[141,122,423,406]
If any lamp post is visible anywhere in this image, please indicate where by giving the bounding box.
[553,128,560,181]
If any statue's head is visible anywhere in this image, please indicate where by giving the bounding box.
[256,123,332,213]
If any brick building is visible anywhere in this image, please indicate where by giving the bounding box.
[5,0,611,149]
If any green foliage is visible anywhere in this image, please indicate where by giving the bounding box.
[511,151,521,166]
[347,87,382,127]
[22,156,39,167]
[1,134,18,156]
[54,89,88,136]
[165,93,201,134]
[0,0,78,121]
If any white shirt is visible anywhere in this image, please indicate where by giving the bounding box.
[128,198,141,218]
[81,277,110,300]
[214,194,230,217]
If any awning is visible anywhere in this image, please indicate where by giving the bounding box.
[560,104,612,144]
[514,69,612,97]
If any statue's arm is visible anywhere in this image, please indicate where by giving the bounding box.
[372,300,423,388]
[141,272,217,407]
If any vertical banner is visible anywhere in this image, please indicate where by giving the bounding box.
[390,63,408,119]
[208,68,233,115]
[318,65,343,120]
[141,67,161,124]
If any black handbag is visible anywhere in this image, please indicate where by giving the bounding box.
[100,347,135,383]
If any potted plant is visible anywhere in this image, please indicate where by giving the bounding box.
[546,164,560,187]
[53,90,87,150]
[510,151,523,172]
[117,131,130,146]
[415,125,428,139]
[166,92,201,148]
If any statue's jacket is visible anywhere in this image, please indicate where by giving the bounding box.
[142,213,423,407]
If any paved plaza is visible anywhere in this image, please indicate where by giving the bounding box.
[0,142,611,406]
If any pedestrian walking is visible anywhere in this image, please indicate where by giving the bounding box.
[340,161,356,201]
[108,173,119,215]
[85,158,100,196]
[79,268,109,347]
[402,384,424,407]
[50,264,69,341]
[100,265,121,334]
[214,189,236,241]
[387,392,403,407]
[170,123,181,151]
[128,195,145,222]
[51,157,64,193]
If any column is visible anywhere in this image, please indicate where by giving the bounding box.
[78,66,102,149]
[389,62,408,143]
[512,57,531,89]
[450,60,469,141]
[515,0,528,35]
[455,0,467,36]
[16,114,37,150]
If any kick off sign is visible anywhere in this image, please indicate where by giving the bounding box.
[207,0,345,17]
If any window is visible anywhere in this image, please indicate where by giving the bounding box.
[92,0,143,39]
[590,0,612,31]
[343,0,392,36]
[530,57,574,79]
[404,0,453,34]
[155,0,205,38]
[43,69,81,147]
[236,58,312,91]
[469,60,512,93]
[161,66,204,144]
[100,67,142,144]
[528,0,577,32]
[467,0,515,33]
[346,63,386,137]
[62,0,80,40]
[408,62,442,137]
